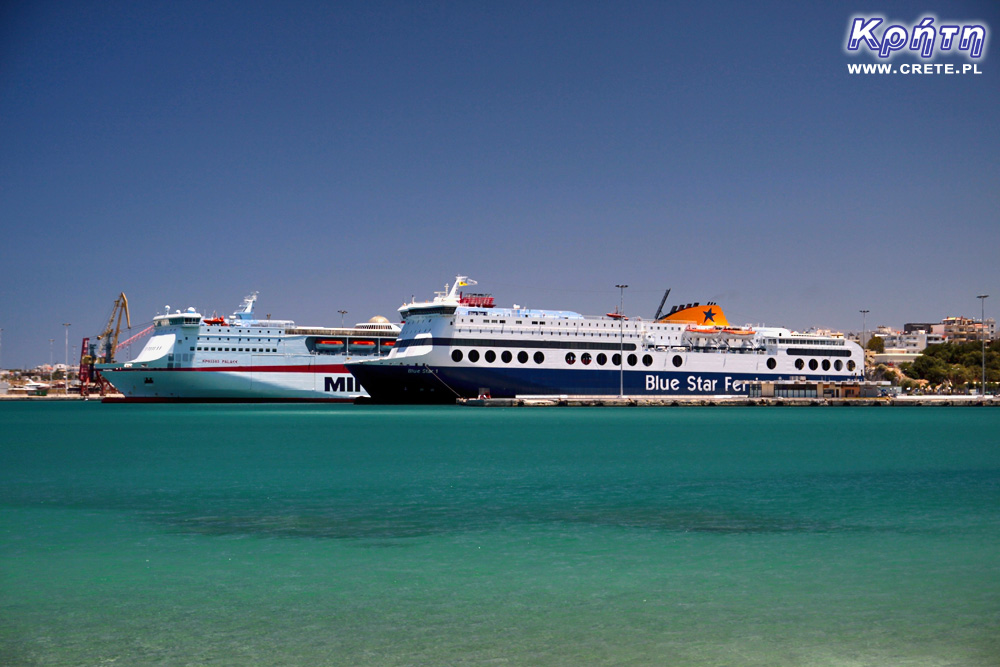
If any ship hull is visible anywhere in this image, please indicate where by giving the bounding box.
[98,362,366,403]
[347,360,856,404]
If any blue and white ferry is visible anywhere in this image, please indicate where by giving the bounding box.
[346,276,865,403]
[98,293,399,402]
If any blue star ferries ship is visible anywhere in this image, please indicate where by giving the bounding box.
[345,276,865,403]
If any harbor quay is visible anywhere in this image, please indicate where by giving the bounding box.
[2,392,996,406]
[459,395,1000,407]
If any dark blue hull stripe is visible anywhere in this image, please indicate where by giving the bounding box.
[347,363,862,403]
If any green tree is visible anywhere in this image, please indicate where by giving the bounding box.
[946,364,970,387]
[909,354,949,384]
[866,336,885,353]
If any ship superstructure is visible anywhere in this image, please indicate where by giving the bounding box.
[98,293,399,402]
[346,277,864,403]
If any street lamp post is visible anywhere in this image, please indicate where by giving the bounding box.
[63,323,71,394]
[977,294,989,396]
[616,284,628,398]
[860,309,869,379]
[338,310,348,327]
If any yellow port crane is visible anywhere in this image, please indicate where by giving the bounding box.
[97,292,131,363]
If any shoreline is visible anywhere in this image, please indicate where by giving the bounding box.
[459,395,1000,407]
[1,393,996,407]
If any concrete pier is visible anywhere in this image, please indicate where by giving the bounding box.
[458,396,1000,407]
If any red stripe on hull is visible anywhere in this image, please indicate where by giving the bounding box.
[106,365,351,374]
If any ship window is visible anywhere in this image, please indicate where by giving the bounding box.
[642,354,652,367]
[501,350,512,363]
[452,350,463,362]
[533,351,544,364]
[847,360,856,371]
[468,350,480,362]
[809,359,818,371]
[627,354,637,367]
[581,353,592,365]
[596,353,607,365]
[766,357,777,370]
[795,358,804,370]
[565,352,576,365]
[822,359,831,371]
[518,351,529,363]
[485,350,496,363]
[834,360,843,371]
[612,353,621,366]
[672,355,683,368]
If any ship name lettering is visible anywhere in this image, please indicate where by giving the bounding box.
[724,377,744,392]
[687,375,718,392]
[324,376,357,392]
[645,375,680,392]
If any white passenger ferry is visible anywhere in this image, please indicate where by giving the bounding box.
[98,293,399,402]
[346,277,864,403]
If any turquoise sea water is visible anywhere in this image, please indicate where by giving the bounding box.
[1,403,998,666]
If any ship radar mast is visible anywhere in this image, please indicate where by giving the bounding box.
[444,276,477,301]
[233,292,259,321]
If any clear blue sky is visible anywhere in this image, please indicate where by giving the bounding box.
[2,0,997,369]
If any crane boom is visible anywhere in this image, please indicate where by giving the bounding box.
[97,293,131,363]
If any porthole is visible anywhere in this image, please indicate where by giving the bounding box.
[485,350,496,363]
[766,357,777,370]
[847,360,856,371]
[533,351,545,364]
[642,354,653,367]
[596,353,607,365]
[808,359,818,371]
[469,349,480,363]
[565,352,576,365]
[518,351,529,364]
[627,354,637,366]
[612,353,622,366]
[795,358,804,370]
[451,349,463,362]
[581,352,592,365]
[502,350,512,363]
[672,355,683,368]
[822,359,830,371]
[834,360,843,371]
